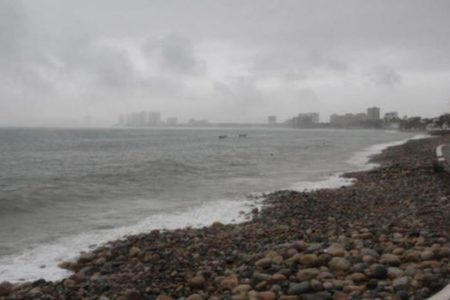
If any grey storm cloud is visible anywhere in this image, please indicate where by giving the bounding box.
[0,0,450,126]
[368,65,402,88]
[143,34,206,75]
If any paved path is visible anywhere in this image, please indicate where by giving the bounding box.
[436,144,450,172]
[431,144,450,300]
[443,144,450,165]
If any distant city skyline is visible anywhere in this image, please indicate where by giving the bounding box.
[0,1,449,127]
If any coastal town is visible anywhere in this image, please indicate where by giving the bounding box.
[117,108,450,132]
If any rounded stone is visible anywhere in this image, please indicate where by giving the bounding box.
[380,254,401,266]
[296,268,320,281]
[287,281,311,295]
[299,254,319,267]
[328,257,351,272]
[325,244,346,257]
[188,275,206,288]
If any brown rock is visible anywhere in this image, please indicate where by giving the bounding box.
[420,249,434,260]
[255,258,272,269]
[257,291,276,300]
[323,281,334,290]
[325,244,346,257]
[351,272,367,283]
[362,255,376,264]
[126,289,145,300]
[296,268,320,281]
[221,275,239,290]
[420,260,440,268]
[437,247,450,258]
[359,232,373,239]
[156,296,174,300]
[361,248,379,257]
[403,250,420,262]
[310,279,323,291]
[392,248,405,255]
[329,257,351,272]
[63,279,76,288]
[79,252,95,263]
[387,267,404,279]
[317,272,334,280]
[129,247,142,257]
[28,287,42,296]
[333,291,351,300]
[233,284,252,295]
[299,254,319,267]
[270,273,287,282]
[292,240,308,251]
[189,275,206,289]
[266,251,284,264]
[393,276,409,290]
[58,260,74,270]
[279,296,299,300]
[285,248,298,258]
[95,257,106,265]
[70,271,86,283]
[380,254,401,266]
[186,294,203,300]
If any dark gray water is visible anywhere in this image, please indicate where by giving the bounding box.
[0,127,415,281]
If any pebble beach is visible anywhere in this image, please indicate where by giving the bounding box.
[1,135,450,300]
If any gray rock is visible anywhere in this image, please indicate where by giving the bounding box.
[288,281,311,295]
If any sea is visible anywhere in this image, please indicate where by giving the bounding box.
[0,127,417,282]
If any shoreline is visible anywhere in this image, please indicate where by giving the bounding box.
[0,132,417,284]
[0,135,448,299]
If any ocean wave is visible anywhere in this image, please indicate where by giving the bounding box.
[0,197,262,283]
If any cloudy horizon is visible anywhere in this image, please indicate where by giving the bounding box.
[1,0,449,127]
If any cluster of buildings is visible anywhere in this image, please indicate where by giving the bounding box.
[118,112,213,127]
[119,107,421,130]
[118,111,177,127]
[329,107,402,129]
[273,107,403,129]
[284,113,320,128]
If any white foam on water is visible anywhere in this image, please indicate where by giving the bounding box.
[346,133,431,170]
[0,197,262,283]
[289,173,355,191]
[290,133,430,192]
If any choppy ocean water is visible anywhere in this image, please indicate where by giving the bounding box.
[0,127,416,282]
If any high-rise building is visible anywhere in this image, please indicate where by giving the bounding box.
[367,107,380,120]
[147,111,161,126]
[118,113,125,125]
[167,117,178,126]
[384,112,399,122]
[268,115,277,125]
[292,112,320,128]
[330,113,366,125]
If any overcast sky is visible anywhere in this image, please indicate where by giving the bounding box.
[1,0,449,126]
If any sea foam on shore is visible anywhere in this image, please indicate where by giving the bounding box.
[289,133,429,192]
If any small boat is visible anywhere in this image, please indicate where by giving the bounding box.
[218,135,227,139]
